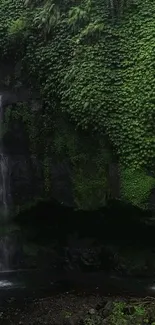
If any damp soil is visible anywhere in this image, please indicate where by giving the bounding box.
[1,293,155,325]
[0,293,103,325]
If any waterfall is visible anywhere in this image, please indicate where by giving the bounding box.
[0,94,11,271]
[0,94,22,272]
[0,154,8,217]
[0,95,9,219]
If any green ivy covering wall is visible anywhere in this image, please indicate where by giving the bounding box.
[52,118,113,209]
[0,0,154,209]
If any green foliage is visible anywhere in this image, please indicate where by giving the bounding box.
[67,1,91,32]
[83,300,151,325]
[53,119,113,210]
[110,301,146,325]
[66,0,105,44]
[120,168,155,208]
[33,1,61,34]
[73,167,108,210]
[0,0,154,209]
[8,17,26,37]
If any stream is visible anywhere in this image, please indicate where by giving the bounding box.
[0,269,155,304]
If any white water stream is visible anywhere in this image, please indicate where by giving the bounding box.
[0,94,11,271]
[0,95,9,218]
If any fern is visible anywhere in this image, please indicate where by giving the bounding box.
[67,0,92,31]
[33,0,60,34]
[68,7,88,31]
[77,20,104,42]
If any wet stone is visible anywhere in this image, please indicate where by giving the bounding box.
[101,301,113,318]
[88,308,96,315]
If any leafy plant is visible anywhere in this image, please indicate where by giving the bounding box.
[120,168,155,208]
[110,301,146,325]
[0,0,154,209]
[8,17,26,37]
[33,1,61,34]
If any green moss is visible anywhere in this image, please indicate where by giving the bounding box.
[52,118,113,210]
[73,167,108,210]
[120,167,155,209]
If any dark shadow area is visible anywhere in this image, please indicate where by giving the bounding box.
[0,197,153,283]
[0,199,155,307]
[14,198,154,248]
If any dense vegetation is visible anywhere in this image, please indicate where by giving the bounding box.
[0,0,154,209]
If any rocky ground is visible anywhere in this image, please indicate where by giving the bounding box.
[1,292,155,325]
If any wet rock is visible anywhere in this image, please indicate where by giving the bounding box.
[123,306,135,315]
[63,318,75,325]
[101,301,113,318]
[88,308,96,315]
[96,301,108,311]
[85,314,104,325]
[78,319,85,325]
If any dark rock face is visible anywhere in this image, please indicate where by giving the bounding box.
[1,90,30,107]
[0,231,23,270]
[9,155,42,207]
[1,94,42,210]
[0,82,120,212]
[0,89,74,210]
[9,155,74,208]
[48,160,74,206]
[4,118,30,155]
[0,62,120,211]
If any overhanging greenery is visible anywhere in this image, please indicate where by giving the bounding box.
[0,0,154,209]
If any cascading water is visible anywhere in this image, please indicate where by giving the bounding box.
[0,95,9,218]
[0,154,8,217]
[0,94,11,271]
